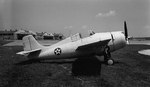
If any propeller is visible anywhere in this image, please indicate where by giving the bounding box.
[124,21,129,44]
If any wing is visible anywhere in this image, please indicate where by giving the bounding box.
[76,39,111,50]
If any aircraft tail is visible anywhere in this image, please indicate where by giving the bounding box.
[22,35,44,51]
[17,35,44,57]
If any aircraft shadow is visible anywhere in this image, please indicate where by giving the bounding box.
[72,57,102,76]
[71,57,121,76]
[15,59,74,65]
[15,57,120,76]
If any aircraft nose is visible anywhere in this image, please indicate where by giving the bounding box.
[111,32,127,50]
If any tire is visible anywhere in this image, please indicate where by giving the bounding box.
[106,59,114,65]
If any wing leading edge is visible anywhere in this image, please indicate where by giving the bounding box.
[77,39,111,50]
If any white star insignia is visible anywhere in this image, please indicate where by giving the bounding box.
[54,48,62,55]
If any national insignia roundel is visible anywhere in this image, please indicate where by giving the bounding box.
[54,48,62,55]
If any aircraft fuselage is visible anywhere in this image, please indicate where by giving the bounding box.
[37,31,126,60]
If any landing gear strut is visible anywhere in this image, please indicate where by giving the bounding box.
[104,46,114,65]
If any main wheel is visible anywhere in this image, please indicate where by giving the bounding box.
[106,59,114,65]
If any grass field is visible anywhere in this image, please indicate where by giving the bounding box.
[0,40,150,87]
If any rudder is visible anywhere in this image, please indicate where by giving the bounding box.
[23,35,43,51]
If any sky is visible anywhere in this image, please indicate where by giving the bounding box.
[0,0,150,37]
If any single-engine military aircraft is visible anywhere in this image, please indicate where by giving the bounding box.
[17,21,129,65]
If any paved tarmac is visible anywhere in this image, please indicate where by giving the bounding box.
[129,40,150,45]
[130,40,150,56]
[138,49,150,56]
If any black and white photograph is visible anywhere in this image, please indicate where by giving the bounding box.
[0,0,150,87]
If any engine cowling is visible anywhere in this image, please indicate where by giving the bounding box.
[110,31,127,51]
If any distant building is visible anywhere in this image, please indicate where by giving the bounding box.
[0,29,36,40]
[36,32,44,40]
[0,29,65,40]
[53,33,64,40]
[36,32,65,40]
[15,30,36,40]
[0,30,17,40]
[43,32,54,40]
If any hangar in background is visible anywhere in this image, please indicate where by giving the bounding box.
[36,32,64,40]
[15,30,36,40]
[0,30,64,40]
[0,30,17,40]
[0,30,36,40]
[43,32,54,40]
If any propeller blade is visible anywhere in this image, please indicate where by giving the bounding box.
[124,21,129,44]
[124,21,128,39]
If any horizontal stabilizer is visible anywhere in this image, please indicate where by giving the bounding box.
[77,39,111,50]
[17,49,41,57]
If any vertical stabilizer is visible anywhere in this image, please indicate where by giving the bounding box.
[23,35,44,51]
